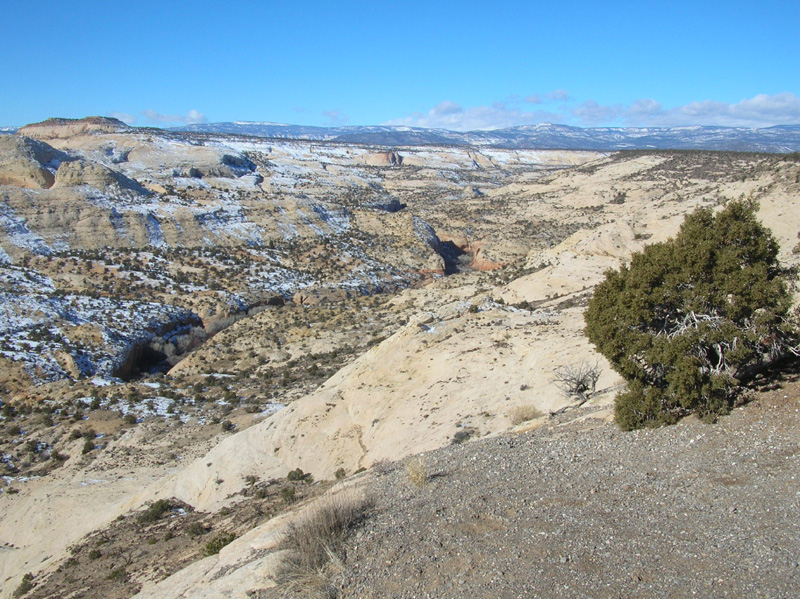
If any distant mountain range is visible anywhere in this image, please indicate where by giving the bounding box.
[175,121,800,153]
[5,119,800,152]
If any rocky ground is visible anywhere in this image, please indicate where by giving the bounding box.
[330,367,800,599]
[14,368,799,599]
[19,475,330,599]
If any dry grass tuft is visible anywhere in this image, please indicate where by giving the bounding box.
[405,456,428,488]
[274,490,372,598]
[508,404,544,426]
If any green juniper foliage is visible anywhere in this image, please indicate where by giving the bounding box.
[585,200,798,430]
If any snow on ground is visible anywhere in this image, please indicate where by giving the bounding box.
[0,269,200,381]
[0,203,52,254]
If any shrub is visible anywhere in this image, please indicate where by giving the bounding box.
[81,438,95,455]
[203,532,236,556]
[451,429,472,444]
[405,456,427,488]
[585,200,798,430]
[106,567,127,582]
[187,522,209,536]
[274,491,372,597]
[553,361,600,398]
[13,573,34,598]
[280,485,296,504]
[508,404,543,425]
[287,467,307,482]
[137,499,174,524]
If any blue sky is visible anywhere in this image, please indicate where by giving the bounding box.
[2,0,799,130]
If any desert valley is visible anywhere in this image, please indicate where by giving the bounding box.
[0,117,799,598]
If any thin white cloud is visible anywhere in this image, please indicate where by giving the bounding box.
[432,100,464,116]
[571,100,623,126]
[141,109,207,125]
[184,109,207,125]
[546,89,570,102]
[384,101,563,131]
[108,111,137,125]
[632,93,800,127]
[627,98,663,121]
[386,93,800,131]
[525,90,570,104]
[322,109,349,125]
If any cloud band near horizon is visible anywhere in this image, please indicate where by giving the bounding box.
[384,92,800,131]
[109,109,207,126]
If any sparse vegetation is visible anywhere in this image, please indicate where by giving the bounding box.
[105,567,127,582]
[280,485,297,504]
[273,491,372,598]
[553,361,601,399]
[187,522,209,536]
[405,456,428,487]
[508,404,543,425]
[137,499,176,524]
[13,573,34,598]
[203,532,236,556]
[2,126,799,598]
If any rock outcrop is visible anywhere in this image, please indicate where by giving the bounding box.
[53,159,148,193]
[18,116,130,139]
[0,136,68,188]
[363,151,403,166]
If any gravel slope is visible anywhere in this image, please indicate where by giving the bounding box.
[333,376,800,599]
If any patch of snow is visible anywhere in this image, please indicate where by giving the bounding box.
[145,213,166,247]
[254,403,286,418]
[91,377,116,386]
[0,204,52,254]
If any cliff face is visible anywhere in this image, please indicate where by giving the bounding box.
[362,150,404,166]
[18,116,130,139]
[0,136,68,188]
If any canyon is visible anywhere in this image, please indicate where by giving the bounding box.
[0,117,799,598]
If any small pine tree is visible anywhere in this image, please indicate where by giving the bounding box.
[585,200,798,430]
